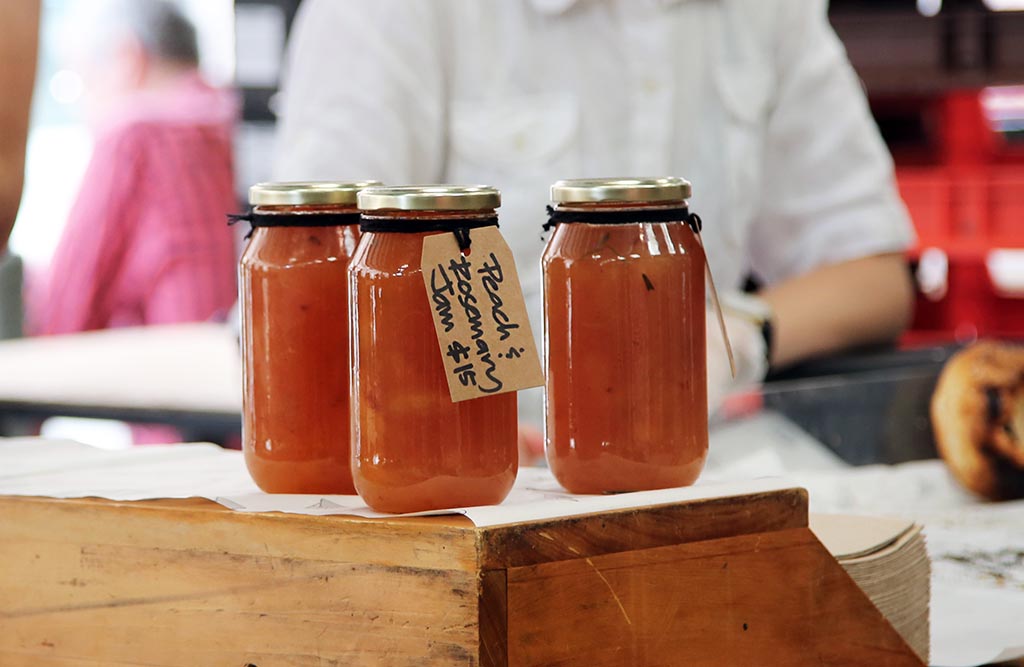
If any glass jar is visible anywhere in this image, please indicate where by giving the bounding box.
[240,181,379,494]
[350,186,518,513]
[543,178,708,494]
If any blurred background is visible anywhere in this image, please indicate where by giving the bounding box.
[10,0,236,278]
[10,0,1024,344]
[5,0,1024,452]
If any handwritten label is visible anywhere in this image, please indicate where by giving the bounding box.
[421,226,544,402]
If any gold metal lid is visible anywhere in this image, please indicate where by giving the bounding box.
[358,185,501,212]
[249,181,382,206]
[550,177,692,204]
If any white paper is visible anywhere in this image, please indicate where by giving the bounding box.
[0,438,258,499]
[921,504,1024,666]
[0,438,795,526]
[785,461,983,517]
[218,466,797,525]
[931,583,1024,667]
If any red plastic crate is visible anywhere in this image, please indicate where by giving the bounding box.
[988,168,1024,245]
[896,168,951,247]
[895,90,1024,345]
[949,168,989,241]
[904,249,1024,347]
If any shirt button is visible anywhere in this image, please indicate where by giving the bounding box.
[642,78,661,94]
[513,133,528,151]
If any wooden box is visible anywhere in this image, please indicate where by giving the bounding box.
[0,488,924,666]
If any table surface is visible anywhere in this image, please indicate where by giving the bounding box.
[0,326,955,461]
[0,323,241,430]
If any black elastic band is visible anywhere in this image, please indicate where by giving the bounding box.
[544,206,702,235]
[360,216,499,251]
[228,211,362,239]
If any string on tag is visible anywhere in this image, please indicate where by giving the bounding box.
[453,227,472,252]
[693,229,737,379]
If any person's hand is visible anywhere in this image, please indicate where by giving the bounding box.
[517,421,545,466]
[706,300,769,417]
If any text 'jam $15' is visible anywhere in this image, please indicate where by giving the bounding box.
[421,226,544,402]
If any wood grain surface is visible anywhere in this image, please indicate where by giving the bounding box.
[504,527,925,667]
[0,488,924,666]
[0,496,479,666]
[479,488,808,569]
[479,569,508,667]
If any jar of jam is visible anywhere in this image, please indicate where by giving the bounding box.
[543,178,708,494]
[350,186,518,513]
[240,181,379,494]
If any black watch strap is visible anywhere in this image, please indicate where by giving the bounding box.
[760,316,775,371]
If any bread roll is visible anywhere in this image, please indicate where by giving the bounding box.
[931,341,1024,501]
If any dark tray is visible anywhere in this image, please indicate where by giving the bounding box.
[762,345,960,465]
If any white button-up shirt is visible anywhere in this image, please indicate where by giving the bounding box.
[274,0,914,304]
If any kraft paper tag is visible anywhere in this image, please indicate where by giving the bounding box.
[421,226,544,402]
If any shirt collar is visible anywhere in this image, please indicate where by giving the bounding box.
[530,0,691,15]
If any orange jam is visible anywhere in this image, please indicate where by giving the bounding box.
[542,178,708,494]
[240,181,378,494]
[350,186,517,513]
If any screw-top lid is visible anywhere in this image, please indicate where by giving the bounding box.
[358,185,501,212]
[248,181,382,206]
[550,177,692,204]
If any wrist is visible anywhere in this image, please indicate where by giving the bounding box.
[720,292,774,381]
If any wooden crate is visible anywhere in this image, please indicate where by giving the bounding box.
[0,488,924,666]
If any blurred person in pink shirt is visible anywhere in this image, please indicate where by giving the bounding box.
[32,0,238,337]
[31,0,239,444]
